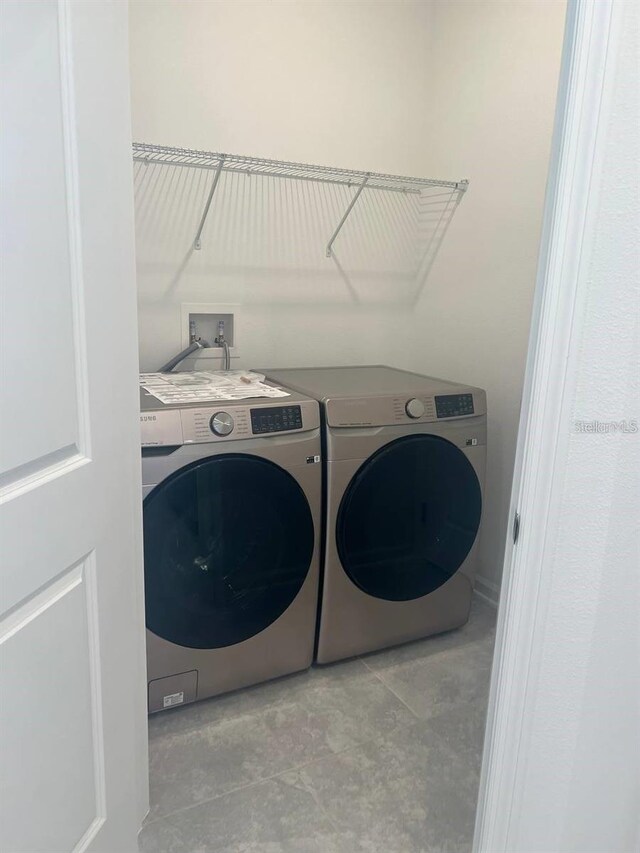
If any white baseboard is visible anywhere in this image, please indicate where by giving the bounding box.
[474,575,501,608]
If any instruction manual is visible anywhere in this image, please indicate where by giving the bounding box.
[140,370,290,405]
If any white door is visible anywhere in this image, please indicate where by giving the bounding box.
[0,2,148,851]
[474,0,639,849]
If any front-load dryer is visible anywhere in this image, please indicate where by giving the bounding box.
[140,386,322,712]
[261,366,486,663]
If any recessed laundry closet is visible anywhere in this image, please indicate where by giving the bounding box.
[130,2,567,850]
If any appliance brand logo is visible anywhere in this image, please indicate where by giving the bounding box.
[140,415,157,422]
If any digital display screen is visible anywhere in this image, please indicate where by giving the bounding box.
[251,405,303,434]
[435,393,474,419]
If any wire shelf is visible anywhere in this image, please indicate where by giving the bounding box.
[132,142,467,195]
[132,141,468,260]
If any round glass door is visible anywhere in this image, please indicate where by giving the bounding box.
[336,435,481,601]
[144,454,314,649]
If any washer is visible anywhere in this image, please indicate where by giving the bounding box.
[141,386,322,712]
[261,366,486,663]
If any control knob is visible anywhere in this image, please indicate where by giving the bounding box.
[210,411,234,436]
[405,398,425,419]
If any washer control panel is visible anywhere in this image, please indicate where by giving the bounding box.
[434,393,475,419]
[251,405,303,434]
[141,398,319,446]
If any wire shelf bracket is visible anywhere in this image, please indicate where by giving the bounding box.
[326,173,370,258]
[133,142,469,254]
[193,155,225,250]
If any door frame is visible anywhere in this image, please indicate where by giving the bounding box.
[473,0,620,848]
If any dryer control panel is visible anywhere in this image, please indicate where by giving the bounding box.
[325,388,486,428]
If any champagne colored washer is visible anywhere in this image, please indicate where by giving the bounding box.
[140,385,322,712]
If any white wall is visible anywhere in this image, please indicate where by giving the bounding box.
[412,0,568,596]
[130,0,437,375]
[129,0,566,594]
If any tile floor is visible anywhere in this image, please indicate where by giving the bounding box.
[139,597,497,853]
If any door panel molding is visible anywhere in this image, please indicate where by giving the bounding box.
[76,550,107,852]
[0,446,87,499]
[58,0,92,461]
[0,553,107,852]
[0,556,84,643]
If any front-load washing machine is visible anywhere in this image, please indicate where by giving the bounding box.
[140,386,322,712]
[261,366,486,663]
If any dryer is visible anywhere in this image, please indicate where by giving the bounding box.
[261,366,486,663]
[140,386,322,712]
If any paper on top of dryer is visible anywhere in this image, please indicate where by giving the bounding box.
[139,370,290,404]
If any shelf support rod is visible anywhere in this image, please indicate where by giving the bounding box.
[193,155,225,250]
[326,173,369,257]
